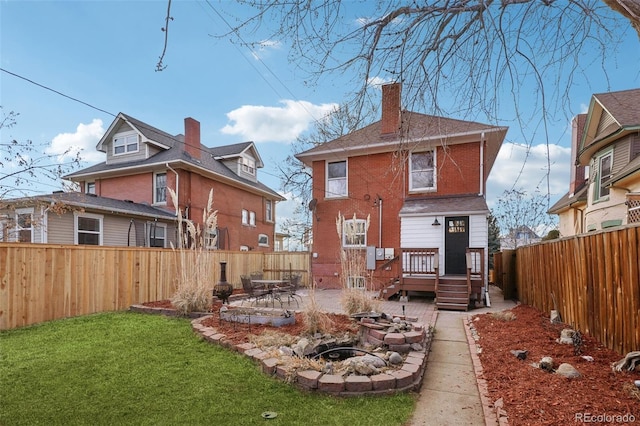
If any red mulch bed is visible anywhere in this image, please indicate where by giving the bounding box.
[471,304,639,425]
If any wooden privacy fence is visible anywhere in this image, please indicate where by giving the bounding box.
[0,243,311,330]
[514,224,639,355]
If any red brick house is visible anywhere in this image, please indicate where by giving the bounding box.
[295,83,507,309]
[1,114,284,250]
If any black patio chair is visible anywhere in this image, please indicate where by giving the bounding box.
[277,274,302,308]
[241,275,270,306]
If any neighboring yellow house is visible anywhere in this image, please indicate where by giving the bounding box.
[550,88,640,235]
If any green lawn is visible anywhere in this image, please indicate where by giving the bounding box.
[0,312,415,425]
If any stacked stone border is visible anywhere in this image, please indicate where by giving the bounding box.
[465,316,508,426]
[190,314,433,396]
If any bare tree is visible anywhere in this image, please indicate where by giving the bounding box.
[493,188,557,249]
[0,108,80,200]
[222,1,636,144]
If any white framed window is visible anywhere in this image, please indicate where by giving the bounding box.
[342,218,367,248]
[241,209,248,225]
[265,200,273,222]
[86,181,96,194]
[154,172,167,204]
[249,211,256,226]
[147,222,166,248]
[239,245,249,251]
[347,276,366,290]
[205,228,218,250]
[74,212,103,246]
[258,233,269,247]
[113,132,139,155]
[16,208,34,243]
[241,157,255,175]
[597,151,612,199]
[410,150,436,191]
[326,160,347,198]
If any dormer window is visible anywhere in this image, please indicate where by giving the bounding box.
[113,132,139,155]
[241,158,256,176]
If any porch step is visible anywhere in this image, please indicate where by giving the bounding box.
[435,302,469,311]
[436,282,470,311]
[379,280,401,300]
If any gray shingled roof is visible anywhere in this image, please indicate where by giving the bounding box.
[4,192,176,219]
[548,185,588,214]
[399,194,489,216]
[65,113,283,201]
[593,88,640,128]
[296,111,507,173]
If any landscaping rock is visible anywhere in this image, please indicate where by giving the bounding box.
[557,329,575,345]
[555,363,581,378]
[389,352,403,365]
[510,349,528,360]
[539,356,554,372]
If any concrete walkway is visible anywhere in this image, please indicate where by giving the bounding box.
[407,288,516,426]
[245,285,516,426]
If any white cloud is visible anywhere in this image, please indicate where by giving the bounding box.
[46,119,104,163]
[487,142,572,206]
[221,100,338,143]
[250,39,281,60]
[367,76,390,87]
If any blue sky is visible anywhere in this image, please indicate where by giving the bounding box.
[2,1,639,234]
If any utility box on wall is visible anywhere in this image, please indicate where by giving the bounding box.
[366,246,376,270]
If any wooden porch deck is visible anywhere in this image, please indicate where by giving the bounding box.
[378,248,485,311]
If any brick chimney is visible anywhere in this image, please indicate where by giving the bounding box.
[381,83,401,135]
[184,117,201,160]
[569,114,587,195]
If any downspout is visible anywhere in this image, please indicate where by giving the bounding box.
[378,197,382,248]
[166,162,179,211]
[479,132,485,196]
[42,205,49,244]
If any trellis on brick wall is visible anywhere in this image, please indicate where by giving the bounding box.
[628,195,640,223]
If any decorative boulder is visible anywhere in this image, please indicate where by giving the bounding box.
[557,329,575,345]
[555,363,581,379]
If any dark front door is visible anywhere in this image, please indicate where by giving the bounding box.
[445,216,469,275]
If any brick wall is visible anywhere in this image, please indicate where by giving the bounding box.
[310,142,482,288]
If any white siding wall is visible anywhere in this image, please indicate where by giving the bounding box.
[401,216,444,273]
[469,214,489,283]
[401,213,488,277]
[46,212,74,244]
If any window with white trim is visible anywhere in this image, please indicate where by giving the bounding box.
[86,182,96,194]
[597,152,612,199]
[410,150,436,191]
[326,160,347,198]
[205,229,218,250]
[16,208,34,243]
[348,276,366,289]
[75,212,102,246]
[154,172,167,204]
[147,222,166,248]
[241,157,255,175]
[342,219,367,248]
[265,200,273,222]
[241,209,248,225]
[258,233,269,247]
[249,211,256,226]
[113,132,139,155]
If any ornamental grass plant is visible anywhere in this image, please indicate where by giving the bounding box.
[169,187,217,315]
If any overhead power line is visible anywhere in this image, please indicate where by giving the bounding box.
[0,68,116,117]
